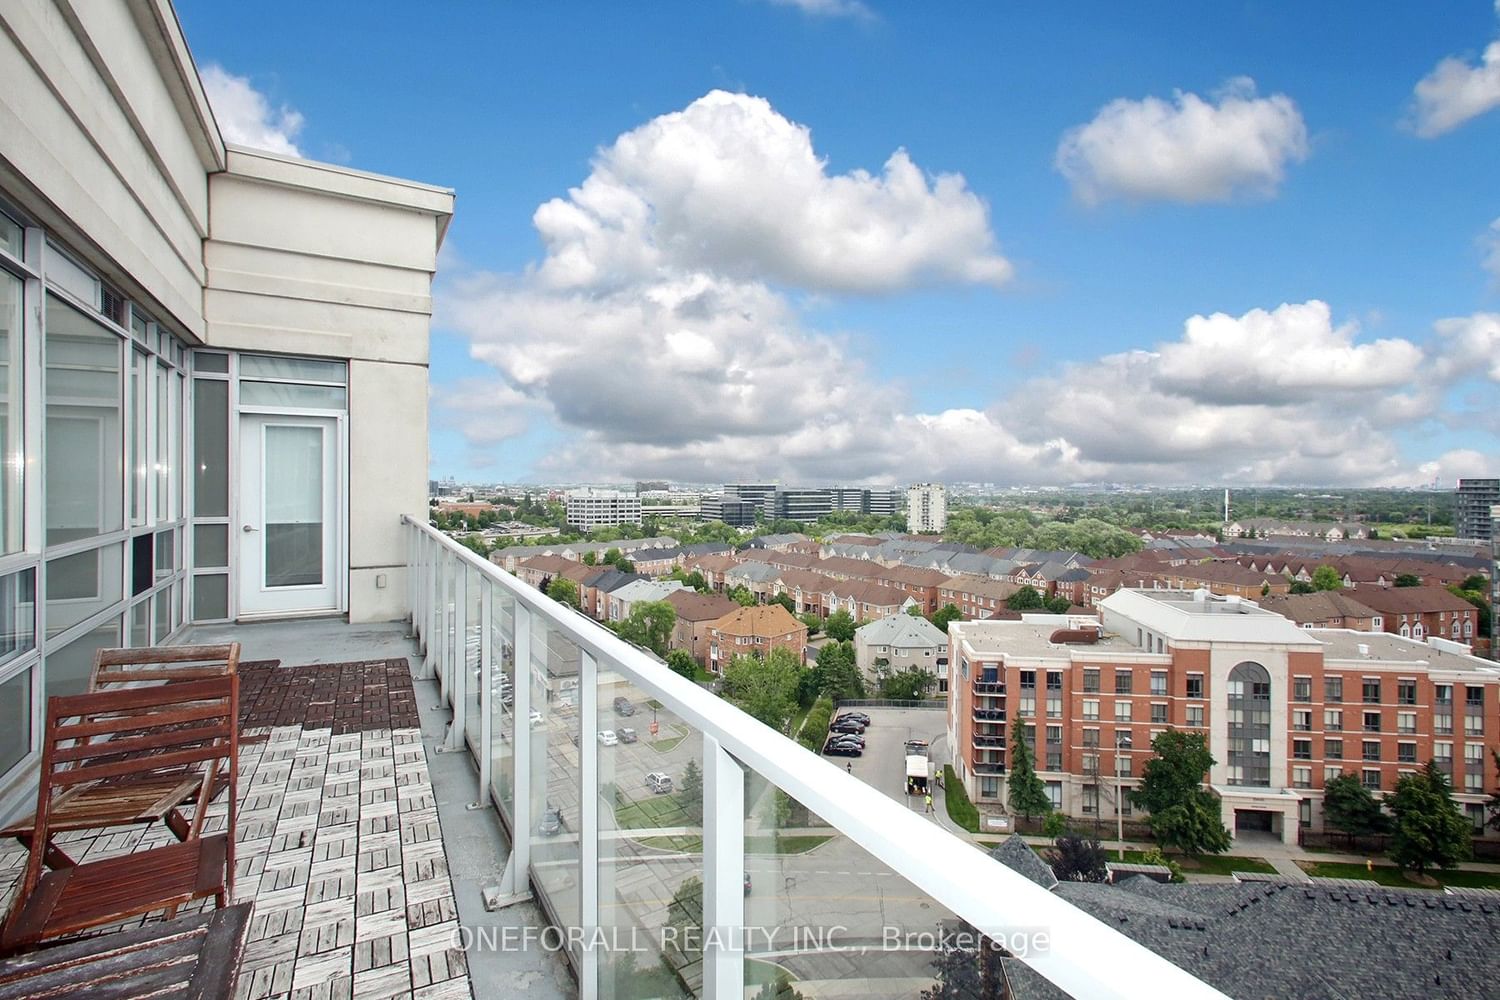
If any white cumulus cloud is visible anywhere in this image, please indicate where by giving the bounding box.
[1055,77,1309,204]
[1409,39,1500,137]
[531,90,1012,294]
[763,0,874,20]
[200,64,304,157]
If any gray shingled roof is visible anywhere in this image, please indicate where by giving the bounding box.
[988,835,1058,891]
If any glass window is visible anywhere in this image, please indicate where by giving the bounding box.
[1325,676,1343,703]
[1293,677,1311,701]
[1325,738,1343,760]
[1293,739,1311,760]
[1324,709,1342,731]
[44,542,123,637]
[193,574,229,621]
[238,381,347,409]
[0,568,36,669]
[1362,740,1381,762]
[1082,668,1099,692]
[1227,661,1271,786]
[193,378,228,517]
[1186,674,1203,699]
[155,363,170,520]
[0,212,22,259]
[0,271,23,554]
[1151,703,1168,724]
[194,523,229,567]
[1150,671,1167,696]
[1186,705,1204,727]
[1361,769,1381,791]
[1364,711,1381,732]
[1397,680,1416,705]
[193,352,229,374]
[1398,743,1416,764]
[155,528,175,581]
[154,587,170,642]
[44,618,120,699]
[239,355,346,383]
[1362,678,1381,703]
[0,666,32,777]
[129,351,148,523]
[1114,669,1133,694]
[44,297,123,544]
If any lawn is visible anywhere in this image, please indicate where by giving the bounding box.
[942,766,980,833]
[648,723,690,753]
[1299,860,1500,891]
[614,792,692,830]
[632,833,834,855]
[1112,849,1275,876]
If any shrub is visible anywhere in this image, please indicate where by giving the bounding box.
[943,766,980,833]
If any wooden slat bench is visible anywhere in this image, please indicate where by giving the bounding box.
[0,902,251,1000]
[1,644,239,869]
[0,676,239,954]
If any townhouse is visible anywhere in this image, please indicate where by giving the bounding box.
[663,590,740,667]
[938,575,1021,620]
[854,614,949,689]
[820,579,916,621]
[707,605,809,672]
[1352,585,1481,645]
[1256,592,1383,631]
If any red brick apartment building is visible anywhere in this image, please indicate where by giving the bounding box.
[947,589,1500,844]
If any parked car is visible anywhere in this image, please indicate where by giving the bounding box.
[613,697,636,716]
[645,771,674,794]
[829,719,866,734]
[618,727,638,744]
[823,740,862,757]
[539,807,563,836]
[598,730,619,746]
[838,712,871,725]
[829,732,865,746]
[529,710,544,728]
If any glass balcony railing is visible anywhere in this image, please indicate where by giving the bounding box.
[405,517,1226,1000]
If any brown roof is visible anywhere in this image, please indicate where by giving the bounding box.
[823,579,910,607]
[811,556,884,578]
[774,568,837,593]
[683,553,740,575]
[938,574,1020,601]
[1169,563,1278,587]
[710,604,808,639]
[1258,592,1380,625]
[518,554,581,576]
[664,590,740,622]
[873,565,951,588]
[1348,585,1476,616]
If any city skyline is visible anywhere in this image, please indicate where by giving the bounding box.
[180,2,1500,487]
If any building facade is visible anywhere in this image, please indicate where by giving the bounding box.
[0,1,450,814]
[706,604,808,672]
[946,590,1500,844]
[563,488,642,530]
[906,483,947,534]
[854,614,948,688]
[1456,478,1500,541]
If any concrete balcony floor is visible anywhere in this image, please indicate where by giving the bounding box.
[0,617,572,1000]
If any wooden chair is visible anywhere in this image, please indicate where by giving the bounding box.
[0,644,239,868]
[0,676,238,954]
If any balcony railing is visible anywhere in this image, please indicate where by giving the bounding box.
[404,517,1224,1000]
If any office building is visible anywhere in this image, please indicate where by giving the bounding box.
[700,493,757,527]
[563,488,642,530]
[946,589,1499,843]
[907,483,948,533]
[1457,478,1500,541]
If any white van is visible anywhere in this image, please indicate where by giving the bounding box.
[645,772,674,795]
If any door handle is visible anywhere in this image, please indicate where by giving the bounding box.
[242,525,259,533]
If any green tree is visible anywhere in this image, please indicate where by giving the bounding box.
[930,604,963,634]
[906,604,925,617]
[682,570,708,592]
[616,600,677,657]
[810,641,864,701]
[680,758,703,825]
[798,612,822,636]
[1132,730,1230,856]
[876,666,936,701]
[1005,586,1044,611]
[1447,583,1492,636]
[615,558,635,574]
[1322,771,1391,839]
[1289,580,1316,595]
[727,584,756,607]
[1394,573,1422,588]
[582,551,597,566]
[1006,716,1051,821]
[824,609,856,642]
[1041,810,1067,837]
[1311,565,1343,591]
[666,876,702,954]
[720,648,803,731]
[458,533,489,556]
[797,698,834,751]
[1489,750,1500,833]
[546,577,580,609]
[665,648,698,680]
[603,547,623,566]
[752,972,805,1000]
[1384,761,1472,877]
[1042,595,1072,614]
[770,592,797,614]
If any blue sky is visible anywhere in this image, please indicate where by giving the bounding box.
[179,0,1500,487]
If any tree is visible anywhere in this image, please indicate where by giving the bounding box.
[1046,834,1109,883]
[1041,810,1067,837]
[546,577,580,609]
[682,570,708,592]
[797,698,834,751]
[666,876,702,954]
[1489,750,1500,833]
[1311,565,1343,591]
[824,609,856,642]
[752,972,805,1000]
[920,921,1004,1000]
[798,612,822,636]
[680,758,703,825]
[906,604,925,617]
[1006,716,1050,821]
[603,547,623,567]
[810,641,864,702]
[1394,573,1422,588]
[877,666,936,701]
[1322,771,1391,839]
[1042,595,1072,614]
[1005,586,1044,611]
[616,600,676,657]
[1385,761,1472,877]
[1133,730,1230,856]
[1289,580,1316,595]
[770,592,797,614]
[930,604,963,634]
[720,648,803,731]
[727,584,756,607]
[615,558,635,574]
[582,551,597,566]
[665,649,698,680]
[1447,583,1492,637]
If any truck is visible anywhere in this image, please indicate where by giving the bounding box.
[905,754,931,796]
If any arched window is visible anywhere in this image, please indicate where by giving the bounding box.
[1464,620,1473,638]
[1412,623,1425,640]
[1399,624,1410,638]
[1227,661,1272,787]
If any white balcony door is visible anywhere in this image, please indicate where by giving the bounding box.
[237,413,343,617]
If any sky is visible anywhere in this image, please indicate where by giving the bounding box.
[177,1,1500,488]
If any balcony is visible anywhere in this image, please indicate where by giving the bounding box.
[972,734,1005,749]
[971,761,1008,776]
[389,520,1225,998]
[973,679,1006,695]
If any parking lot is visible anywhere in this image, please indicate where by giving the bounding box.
[821,706,948,813]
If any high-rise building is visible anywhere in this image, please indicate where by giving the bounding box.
[865,488,902,517]
[563,488,642,530]
[722,483,778,513]
[700,494,757,527]
[907,483,947,533]
[1456,478,1500,541]
[772,488,835,522]
[1492,504,1500,656]
[946,589,1500,843]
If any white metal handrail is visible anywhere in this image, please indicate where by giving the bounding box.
[404,516,1229,1000]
